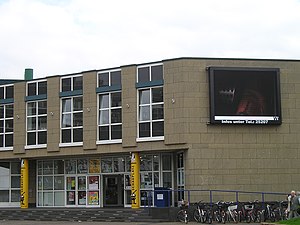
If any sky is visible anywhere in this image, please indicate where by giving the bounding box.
[1,0,300,80]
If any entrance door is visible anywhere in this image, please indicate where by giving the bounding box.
[103,175,124,207]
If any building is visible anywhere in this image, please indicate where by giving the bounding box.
[0,57,299,208]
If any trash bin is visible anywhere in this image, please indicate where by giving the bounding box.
[154,187,171,207]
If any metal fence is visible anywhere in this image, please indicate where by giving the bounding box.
[142,189,288,208]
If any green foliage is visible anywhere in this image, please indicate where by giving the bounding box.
[278,218,300,225]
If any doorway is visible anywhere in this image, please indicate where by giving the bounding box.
[103,175,124,207]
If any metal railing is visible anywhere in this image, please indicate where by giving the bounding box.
[141,189,288,208]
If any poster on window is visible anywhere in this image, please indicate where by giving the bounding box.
[67,177,76,190]
[88,191,99,205]
[88,176,99,190]
[67,191,75,205]
[89,159,100,173]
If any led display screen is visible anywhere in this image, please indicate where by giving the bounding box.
[208,67,282,125]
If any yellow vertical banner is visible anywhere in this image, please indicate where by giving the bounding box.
[131,152,140,208]
[20,159,29,208]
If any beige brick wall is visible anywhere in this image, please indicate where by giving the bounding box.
[1,57,300,198]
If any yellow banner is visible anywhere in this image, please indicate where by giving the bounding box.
[131,152,140,208]
[20,159,29,208]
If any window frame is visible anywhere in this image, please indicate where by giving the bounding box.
[60,75,83,92]
[60,96,83,147]
[25,100,47,149]
[0,84,14,100]
[97,91,122,144]
[0,104,14,150]
[137,86,164,142]
[26,79,47,96]
[97,69,121,88]
[136,64,164,142]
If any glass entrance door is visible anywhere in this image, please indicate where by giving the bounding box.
[103,175,124,207]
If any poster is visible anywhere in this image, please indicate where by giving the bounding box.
[88,191,99,205]
[88,176,99,190]
[89,159,100,173]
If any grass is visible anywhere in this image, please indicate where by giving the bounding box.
[278,218,300,225]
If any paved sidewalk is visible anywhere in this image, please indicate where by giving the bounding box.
[0,220,261,225]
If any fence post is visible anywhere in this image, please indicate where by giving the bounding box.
[210,190,213,206]
[262,192,265,208]
[236,191,239,203]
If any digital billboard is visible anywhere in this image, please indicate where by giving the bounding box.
[208,67,282,125]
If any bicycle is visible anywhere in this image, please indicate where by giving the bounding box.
[193,201,212,224]
[177,200,189,224]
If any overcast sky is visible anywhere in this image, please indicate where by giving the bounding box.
[1,0,300,79]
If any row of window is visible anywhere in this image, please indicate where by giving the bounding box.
[0,64,164,149]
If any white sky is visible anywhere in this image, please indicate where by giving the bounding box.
[1,0,300,79]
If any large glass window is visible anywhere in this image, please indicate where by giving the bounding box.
[98,92,122,142]
[37,160,65,207]
[138,87,164,139]
[0,162,20,205]
[0,104,14,149]
[61,96,83,144]
[26,101,47,146]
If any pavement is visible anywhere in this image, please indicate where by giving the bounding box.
[0,220,261,225]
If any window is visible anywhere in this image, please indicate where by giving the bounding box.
[98,70,121,87]
[97,70,122,143]
[0,104,14,149]
[61,75,83,92]
[0,162,20,205]
[0,85,14,100]
[98,92,122,142]
[137,64,163,83]
[27,80,47,96]
[138,87,164,139]
[137,64,164,140]
[61,96,83,144]
[26,101,47,147]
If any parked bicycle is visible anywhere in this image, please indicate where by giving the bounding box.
[177,200,189,224]
[193,201,212,224]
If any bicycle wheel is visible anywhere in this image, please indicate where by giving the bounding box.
[177,209,189,223]
[193,209,202,223]
[256,211,262,223]
[178,210,187,223]
[270,212,276,222]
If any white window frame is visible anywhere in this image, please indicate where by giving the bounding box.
[0,84,14,100]
[25,100,47,149]
[97,91,122,144]
[26,79,47,96]
[0,104,14,151]
[97,69,121,87]
[136,64,164,142]
[60,96,83,147]
[137,86,164,142]
[60,74,83,92]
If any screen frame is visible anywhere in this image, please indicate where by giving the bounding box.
[208,66,282,125]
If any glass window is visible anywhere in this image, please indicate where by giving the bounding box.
[77,159,88,174]
[138,67,150,83]
[65,160,76,174]
[98,70,121,87]
[138,64,163,83]
[61,75,82,92]
[38,81,47,95]
[101,158,113,173]
[0,104,14,148]
[26,100,47,146]
[54,160,64,174]
[98,91,122,142]
[140,155,152,171]
[0,87,3,99]
[5,85,14,99]
[27,80,47,96]
[61,96,83,144]
[27,83,36,96]
[138,87,164,139]
[151,65,163,81]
